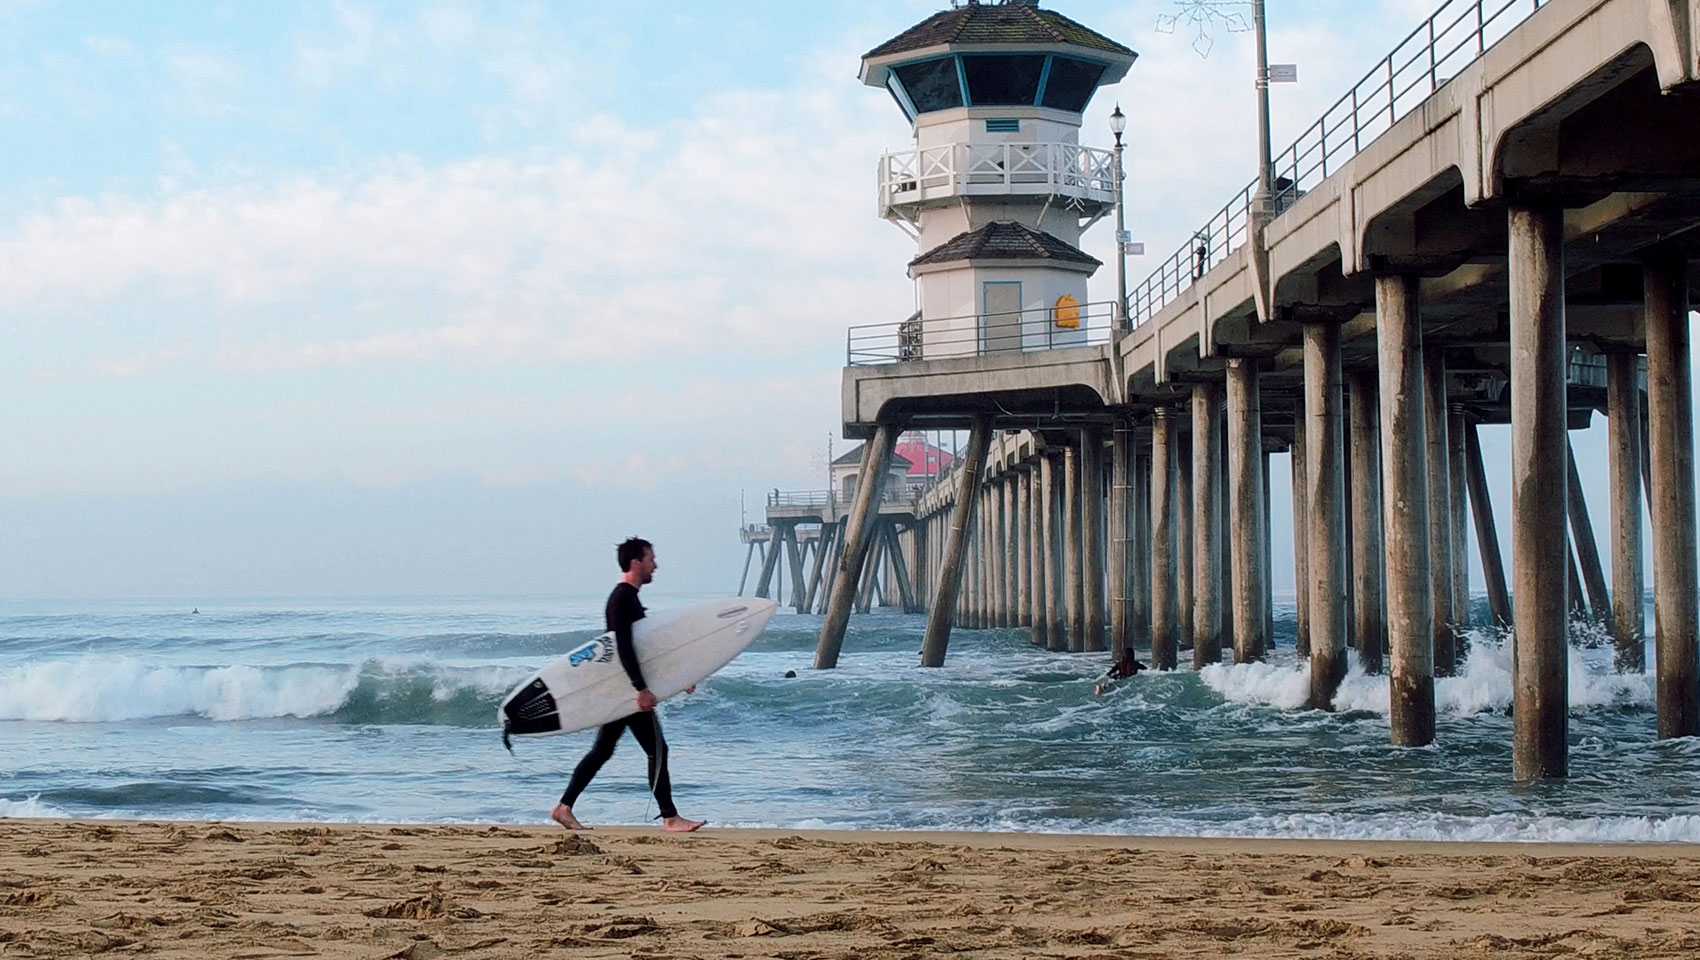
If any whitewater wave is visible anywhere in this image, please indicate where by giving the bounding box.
[0,794,69,818]
[1199,635,1654,715]
[0,656,530,724]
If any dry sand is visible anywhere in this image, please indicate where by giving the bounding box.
[2,820,1699,958]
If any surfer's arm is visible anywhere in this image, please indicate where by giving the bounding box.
[614,622,648,692]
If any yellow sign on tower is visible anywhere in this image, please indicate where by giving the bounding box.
[1053,294,1081,329]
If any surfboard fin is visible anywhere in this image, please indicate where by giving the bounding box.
[501,722,513,756]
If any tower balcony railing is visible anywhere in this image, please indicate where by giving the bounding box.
[848,300,1118,366]
[878,142,1116,220]
[766,488,914,511]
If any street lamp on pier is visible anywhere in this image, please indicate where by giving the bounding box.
[1109,104,1128,331]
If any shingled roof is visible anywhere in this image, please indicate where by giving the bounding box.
[909,221,1101,269]
[865,2,1134,61]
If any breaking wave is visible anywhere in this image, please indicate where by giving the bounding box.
[0,656,528,725]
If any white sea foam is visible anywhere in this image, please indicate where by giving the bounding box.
[0,657,362,722]
[1201,635,1654,715]
[0,795,70,818]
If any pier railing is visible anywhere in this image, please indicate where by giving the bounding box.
[879,142,1116,220]
[847,300,1118,366]
[767,488,913,510]
[1129,0,1549,327]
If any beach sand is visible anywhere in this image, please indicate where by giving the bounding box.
[2,820,1698,958]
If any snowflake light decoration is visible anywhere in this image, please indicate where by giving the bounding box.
[1154,0,1252,58]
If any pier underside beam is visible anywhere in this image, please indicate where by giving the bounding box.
[1509,204,1569,781]
[815,424,898,669]
[921,417,992,668]
[1377,273,1435,746]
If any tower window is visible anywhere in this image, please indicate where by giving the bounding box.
[1040,57,1107,112]
[985,118,1020,133]
[892,57,963,113]
[961,54,1045,106]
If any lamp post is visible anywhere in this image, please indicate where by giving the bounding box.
[1109,103,1128,330]
[1251,0,1274,220]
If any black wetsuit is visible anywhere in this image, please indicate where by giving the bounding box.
[559,582,678,819]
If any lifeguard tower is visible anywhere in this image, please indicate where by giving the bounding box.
[862,0,1136,360]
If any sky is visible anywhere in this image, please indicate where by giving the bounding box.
[0,0,1680,599]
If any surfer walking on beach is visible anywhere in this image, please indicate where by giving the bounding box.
[551,537,707,834]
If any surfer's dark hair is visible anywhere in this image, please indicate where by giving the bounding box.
[617,537,653,572]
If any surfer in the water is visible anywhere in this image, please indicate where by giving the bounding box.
[551,537,707,834]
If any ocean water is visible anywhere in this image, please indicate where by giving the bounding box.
[2,592,1697,843]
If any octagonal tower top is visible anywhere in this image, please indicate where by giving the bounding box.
[861,0,1136,125]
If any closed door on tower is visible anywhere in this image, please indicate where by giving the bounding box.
[981,281,1022,353]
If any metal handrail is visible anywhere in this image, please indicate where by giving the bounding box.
[1129,0,1548,328]
[767,488,912,509]
[847,300,1120,366]
[879,141,1116,218]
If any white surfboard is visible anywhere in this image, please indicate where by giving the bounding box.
[499,596,778,740]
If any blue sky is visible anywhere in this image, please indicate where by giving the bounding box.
[0,0,1667,598]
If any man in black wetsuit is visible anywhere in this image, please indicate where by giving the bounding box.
[550,537,706,834]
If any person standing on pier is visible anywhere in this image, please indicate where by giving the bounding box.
[550,537,707,834]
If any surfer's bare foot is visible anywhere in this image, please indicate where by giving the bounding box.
[550,803,590,830]
[661,816,706,833]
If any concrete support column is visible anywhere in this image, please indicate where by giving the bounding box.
[1064,443,1086,652]
[1304,322,1348,708]
[1030,466,1049,647]
[1177,433,1194,648]
[1192,385,1222,666]
[1449,406,1471,634]
[815,424,899,669]
[1151,409,1179,669]
[991,475,1007,627]
[1349,369,1386,674]
[1607,352,1646,672]
[1424,349,1457,675]
[1082,427,1108,654]
[1375,274,1435,745]
[1567,441,1612,624]
[1110,418,1133,658]
[1263,450,1275,648]
[1133,440,1153,656]
[1016,469,1032,628]
[1645,252,1699,738]
[1227,359,1266,662]
[1508,204,1570,779]
[1291,406,1311,656]
[1464,422,1513,627]
[1004,475,1018,627]
[1042,452,1067,652]
[921,418,991,667]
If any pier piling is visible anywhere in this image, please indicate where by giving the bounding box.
[1193,383,1223,667]
[1228,359,1266,662]
[1508,204,1569,780]
[1607,351,1646,671]
[1424,349,1456,675]
[920,417,991,667]
[1082,427,1108,653]
[1376,273,1435,745]
[1349,369,1386,674]
[1305,322,1348,709]
[1645,251,1699,738]
[1151,409,1179,670]
[814,424,898,669]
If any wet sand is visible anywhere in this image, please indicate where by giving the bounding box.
[2,819,1698,958]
